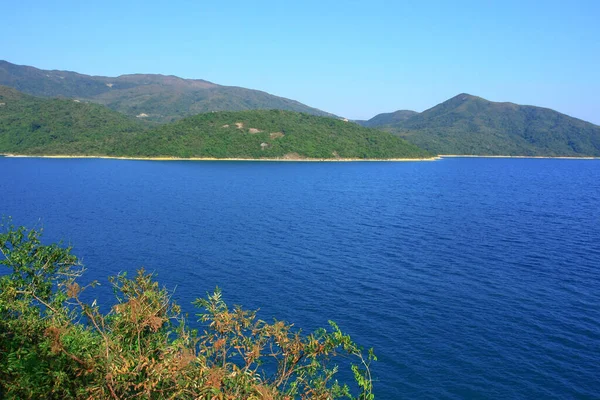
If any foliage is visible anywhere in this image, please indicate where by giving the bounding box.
[0,224,375,399]
[113,109,431,159]
[0,86,148,155]
[364,93,600,156]
[0,87,430,159]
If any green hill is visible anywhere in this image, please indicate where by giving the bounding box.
[111,110,431,159]
[0,86,430,159]
[366,94,600,156]
[355,110,418,128]
[0,60,335,123]
[0,86,146,155]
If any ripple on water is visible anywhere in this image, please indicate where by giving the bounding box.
[1,157,599,398]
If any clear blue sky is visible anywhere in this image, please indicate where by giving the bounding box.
[2,0,599,123]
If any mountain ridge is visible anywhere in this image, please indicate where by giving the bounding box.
[0,60,336,123]
[362,93,600,156]
[3,59,599,157]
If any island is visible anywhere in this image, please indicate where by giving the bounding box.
[0,85,432,160]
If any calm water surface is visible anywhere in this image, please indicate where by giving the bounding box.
[1,157,599,399]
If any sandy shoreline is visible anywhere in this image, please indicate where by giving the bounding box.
[2,153,598,161]
[0,153,440,162]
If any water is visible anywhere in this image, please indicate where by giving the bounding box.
[1,156,599,399]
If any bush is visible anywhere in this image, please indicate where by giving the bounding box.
[0,224,375,399]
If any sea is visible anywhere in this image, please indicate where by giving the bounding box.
[1,156,599,399]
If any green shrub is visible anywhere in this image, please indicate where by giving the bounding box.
[0,224,375,399]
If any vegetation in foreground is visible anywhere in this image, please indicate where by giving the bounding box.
[0,85,430,159]
[0,224,375,399]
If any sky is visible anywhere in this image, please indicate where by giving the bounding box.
[2,0,599,123]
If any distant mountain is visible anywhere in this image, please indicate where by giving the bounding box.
[0,86,430,159]
[0,60,336,123]
[355,110,418,128]
[366,94,600,156]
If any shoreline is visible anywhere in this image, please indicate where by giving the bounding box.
[439,154,600,160]
[1,153,598,161]
[0,153,440,162]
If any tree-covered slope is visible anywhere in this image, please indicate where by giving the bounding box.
[0,60,336,123]
[114,110,431,159]
[356,110,418,128]
[0,86,146,155]
[0,87,430,159]
[378,94,600,156]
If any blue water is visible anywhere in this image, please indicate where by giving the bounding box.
[1,156,599,399]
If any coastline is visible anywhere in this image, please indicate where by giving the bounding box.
[439,154,600,160]
[0,153,440,162]
[2,153,598,161]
